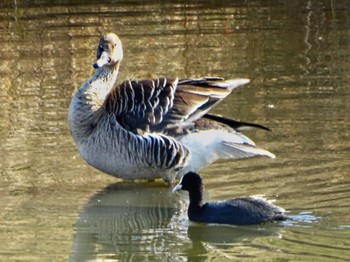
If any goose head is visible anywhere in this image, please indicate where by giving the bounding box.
[93,33,123,69]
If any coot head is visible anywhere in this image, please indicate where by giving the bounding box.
[172,171,202,193]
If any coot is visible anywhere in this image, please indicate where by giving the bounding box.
[173,172,287,225]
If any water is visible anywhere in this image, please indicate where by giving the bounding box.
[1,0,350,261]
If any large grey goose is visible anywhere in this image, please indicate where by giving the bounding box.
[68,33,275,183]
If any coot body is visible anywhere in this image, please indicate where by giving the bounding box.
[173,172,287,225]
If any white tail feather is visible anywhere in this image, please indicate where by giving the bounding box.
[210,78,250,89]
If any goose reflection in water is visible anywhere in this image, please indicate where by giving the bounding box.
[70,181,188,261]
[70,182,289,261]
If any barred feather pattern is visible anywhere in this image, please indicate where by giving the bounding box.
[106,115,190,173]
[102,78,190,174]
[78,113,190,181]
[105,77,242,135]
[105,78,177,133]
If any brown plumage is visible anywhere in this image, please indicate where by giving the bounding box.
[68,33,275,182]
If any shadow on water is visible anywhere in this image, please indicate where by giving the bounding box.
[69,181,313,261]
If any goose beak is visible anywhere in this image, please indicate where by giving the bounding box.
[172,183,182,193]
[93,51,111,69]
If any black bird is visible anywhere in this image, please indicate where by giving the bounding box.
[172,172,287,225]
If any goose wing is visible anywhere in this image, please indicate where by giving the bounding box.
[105,77,250,134]
[105,78,177,134]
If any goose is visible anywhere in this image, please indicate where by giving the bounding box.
[173,172,287,225]
[68,33,275,183]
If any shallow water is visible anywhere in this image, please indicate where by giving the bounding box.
[1,0,350,261]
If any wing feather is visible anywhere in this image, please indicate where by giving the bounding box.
[105,77,250,134]
[105,78,177,133]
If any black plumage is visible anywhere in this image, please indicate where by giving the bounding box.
[173,172,287,225]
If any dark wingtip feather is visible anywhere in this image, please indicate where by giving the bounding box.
[203,113,272,132]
